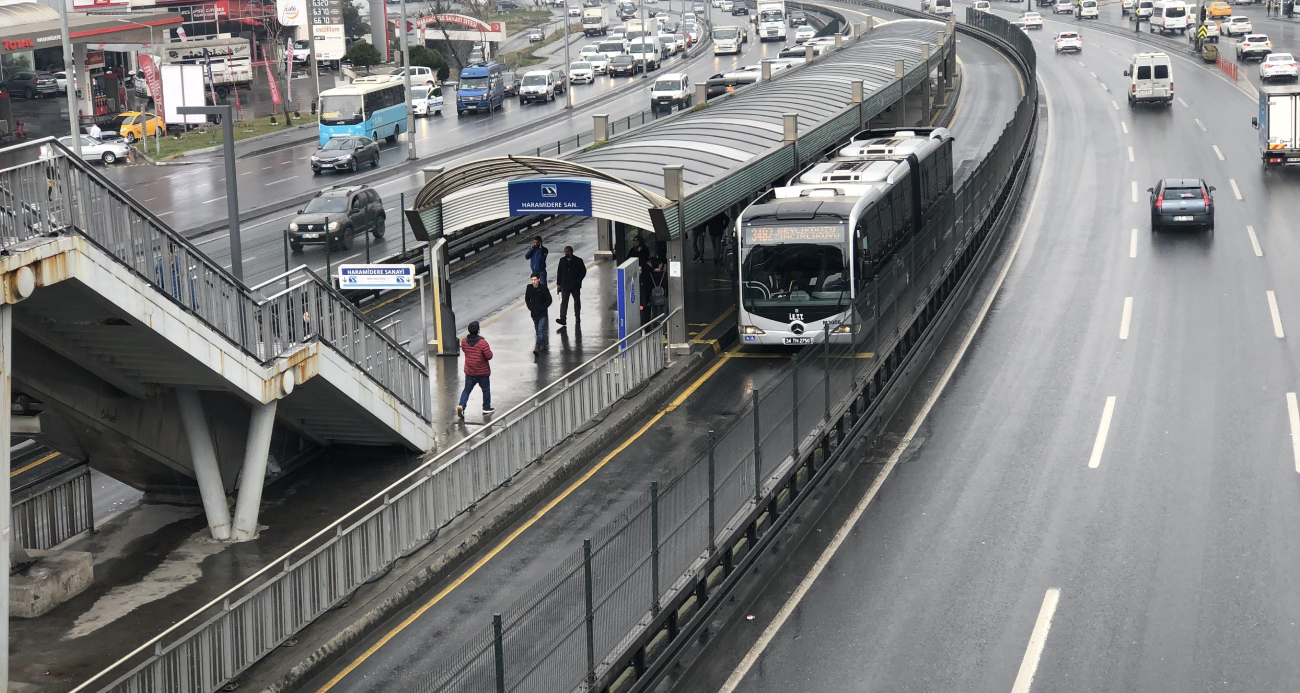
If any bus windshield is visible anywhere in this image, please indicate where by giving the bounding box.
[760,9,784,22]
[741,243,849,309]
[320,95,363,125]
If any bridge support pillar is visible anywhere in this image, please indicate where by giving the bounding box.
[177,388,232,541]
[894,59,907,126]
[663,165,689,356]
[231,400,278,542]
[597,219,614,259]
[936,31,948,106]
[920,45,932,125]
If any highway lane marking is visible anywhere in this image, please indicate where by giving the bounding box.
[197,232,229,245]
[1112,100,1120,110]
[157,211,173,216]
[1196,118,1207,131]
[1121,121,1128,133]
[1010,588,1062,693]
[313,343,744,693]
[248,212,298,229]
[1131,181,1138,202]
[1247,225,1263,256]
[1268,290,1285,338]
[1230,178,1242,199]
[1213,144,1225,160]
[1089,70,1097,77]
[716,74,1061,693]
[202,196,226,204]
[10,451,59,477]
[1089,396,1117,468]
[1130,228,1137,258]
[1102,83,1109,91]
[1177,97,1189,107]
[1119,297,1133,339]
[267,177,298,185]
[1127,146,1134,162]
[1288,392,1300,474]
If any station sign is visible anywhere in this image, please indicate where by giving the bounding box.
[508,179,593,217]
[338,264,416,290]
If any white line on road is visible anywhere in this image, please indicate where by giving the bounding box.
[1178,97,1189,107]
[202,196,226,204]
[1288,393,1300,474]
[1128,146,1134,162]
[1011,589,1062,693]
[1120,297,1133,339]
[156,211,173,216]
[1121,121,1128,134]
[140,197,156,203]
[1130,228,1138,258]
[197,233,229,245]
[1078,60,1086,66]
[715,71,1064,693]
[1090,70,1097,77]
[1196,118,1207,131]
[266,177,298,185]
[1247,225,1263,256]
[1269,290,1285,338]
[262,165,275,170]
[248,212,297,228]
[1131,181,1138,202]
[1112,100,1120,110]
[1213,144,1225,161]
[1089,397,1117,468]
[1231,178,1243,199]
[1102,83,1109,91]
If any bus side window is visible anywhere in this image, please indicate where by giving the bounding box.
[892,185,909,237]
[363,91,382,118]
[876,197,893,251]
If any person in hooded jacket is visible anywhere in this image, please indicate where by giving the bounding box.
[457,321,494,418]
[524,272,553,357]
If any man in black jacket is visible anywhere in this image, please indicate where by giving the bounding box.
[555,245,587,328]
[524,272,553,357]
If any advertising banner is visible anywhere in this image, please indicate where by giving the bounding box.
[507,179,593,216]
[138,55,164,122]
[265,62,282,105]
[338,265,417,290]
[277,0,306,25]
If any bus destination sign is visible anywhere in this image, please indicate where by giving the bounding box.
[744,224,845,244]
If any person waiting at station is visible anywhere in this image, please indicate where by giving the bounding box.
[708,213,730,265]
[525,272,553,358]
[555,245,586,329]
[456,321,493,419]
[641,257,668,323]
[629,234,651,270]
[525,235,549,285]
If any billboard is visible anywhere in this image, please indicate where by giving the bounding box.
[160,64,207,124]
[311,0,346,60]
[277,0,306,26]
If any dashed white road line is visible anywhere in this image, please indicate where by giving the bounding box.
[1089,70,1097,77]
[1089,396,1118,469]
[202,196,226,204]
[1112,100,1120,110]
[1268,290,1285,338]
[1011,589,1062,693]
[267,177,298,185]
[1196,118,1207,131]
[1102,83,1109,91]
[1177,97,1189,107]
[1127,146,1134,162]
[1131,181,1138,202]
[1288,392,1300,474]
[1121,121,1128,134]
[1213,144,1225,161]
[1230,178,1243,199]
[1120,297,1133,339]
[1247,225,1263,256]
[1130,228,1137,258]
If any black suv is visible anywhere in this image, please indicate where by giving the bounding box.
[1148,178,1215,231]
[288,185,386,251]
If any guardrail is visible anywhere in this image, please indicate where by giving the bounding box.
[402,8,1038,693]
[11,464,94,551]
[0,139,431,422]
[72,313,673,693]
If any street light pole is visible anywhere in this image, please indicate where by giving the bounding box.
[563,0,573,107]
[399,0,416,157]
[640,0,647,78]
[178,105,243,281]
[59,0,80,156]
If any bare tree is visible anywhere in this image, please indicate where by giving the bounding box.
[246,0,297,126]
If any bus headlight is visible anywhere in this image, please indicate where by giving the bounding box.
[328,221,340,231]
[833,325,852,334]
[741,325,764,335]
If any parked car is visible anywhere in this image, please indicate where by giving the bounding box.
[5,72,57,99]
[1147,178,1214,231]
[310,136,381,174]
[288,185,386,252]
[57,135,130,165]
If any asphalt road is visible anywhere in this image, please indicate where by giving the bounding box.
[671,3,1300,692]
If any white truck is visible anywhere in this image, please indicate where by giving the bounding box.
[713,25,744,54]
[757,0,787,41]
[140,36,252,100]
[1254,85,1300,167]
[583,7,608,35]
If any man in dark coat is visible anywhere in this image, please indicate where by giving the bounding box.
[555,246,587,327]
[524,272,553,356]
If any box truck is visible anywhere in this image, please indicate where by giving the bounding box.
[1253,84,1300,167]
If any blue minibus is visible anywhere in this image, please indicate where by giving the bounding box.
[318,75,408,146]
[457,61,506,114]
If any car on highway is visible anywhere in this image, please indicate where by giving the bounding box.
[1236,34,1273,61]
[973,0,992,11]
[310,135,380,174]
[58,135,130,165]
[568,4,581,15]
[1011,19,1030,32]
[1052,0,1072,13]
[569,61,595,84]
[1147,178,1215,231]
[528,27,545,42]
[1021,11,1044,27]
[410,84,443,116]
[1197,19,1220,42]
[628,38,663,70]
[502,71,520,95]
[1121,0,1136,13]
[1055,30,1083,52]
[609,54,640,76]
[1260,52,1299,81]
[789,8,808,25]
[732,2,749,14]
[1075,0,1098,18]
[651,73,693,111]
[1222,15,1251,35]
[597,38,630,60]
[1206,0,1232,16]
[289,186,387,252]
[685,24,702,42]
[4,72,57,99]
[107,111,163,143]
[931,0,953,14]
[722,0,734,10]
[794,24,816,42]
[583,50,610,73]
[519,69,558,103]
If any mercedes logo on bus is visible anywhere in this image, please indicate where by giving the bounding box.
[790,323,805,335]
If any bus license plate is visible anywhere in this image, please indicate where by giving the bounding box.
[784,337,813,345]
[1173,215,1193,221]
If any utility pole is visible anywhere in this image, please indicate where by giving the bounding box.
[563,0,573,107]
[59,0,80,156]
[308,15,321,118]
[399,0,416,157]
[640,0,647,79]
[178,106,243,280]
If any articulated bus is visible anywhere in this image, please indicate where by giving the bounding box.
[318,75,409,146]
[736,127,954,346]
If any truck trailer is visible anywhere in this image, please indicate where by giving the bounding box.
[1254,84,1300,167]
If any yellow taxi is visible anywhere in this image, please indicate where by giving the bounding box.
[108,111,163,142]
[1206,2,1232,18]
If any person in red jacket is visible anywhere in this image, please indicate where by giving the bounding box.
[456,321,493,418]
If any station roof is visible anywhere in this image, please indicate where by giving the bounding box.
[0,6,182,55]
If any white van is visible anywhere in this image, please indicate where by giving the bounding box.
[1124,52,1174,106]
[932,0,953,15]
[1076,0,1100,18]
[1137,0,1155,17]
[1150,0,1189,33]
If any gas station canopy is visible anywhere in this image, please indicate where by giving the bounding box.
[0,3,181,55]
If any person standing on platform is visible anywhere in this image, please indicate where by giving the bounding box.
[456,321,493,419]
[525,272,553,357]
[709,213,730,265]
[525,235,549,285]
[555,245,586,328]
[629,234,651,270]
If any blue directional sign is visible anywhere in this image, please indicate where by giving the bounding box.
[508,178,593,217]
[337,264,416,290]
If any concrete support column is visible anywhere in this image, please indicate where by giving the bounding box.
[761,58,772,81]
[176,389,232,541]
[230,400,278,542]
[1,303,11,689]
[593,113,609,143]
[852,79,865,130]
[663,165,688,355]
[74,43,90,129]
[894,59,906,127]
[370,0,389,62]
[784,112,798,171]
[936,31,948,106]
[804,44,815,63]
[596,219,614,258]
[920,44,932,125]
[834,33,842,50]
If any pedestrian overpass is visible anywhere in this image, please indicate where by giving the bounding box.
[0,144,432,541]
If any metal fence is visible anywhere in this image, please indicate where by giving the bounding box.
[407,10,1037,693]
[73,314,672,693]
[11,465,94,551]
[523,105,672,158]
[0,139,430,421]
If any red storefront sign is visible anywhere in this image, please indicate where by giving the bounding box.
[2,39,33,51]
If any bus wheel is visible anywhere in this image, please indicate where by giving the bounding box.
[385,129,398,144]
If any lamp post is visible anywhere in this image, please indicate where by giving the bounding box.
[59,0,80,156]
[177,105,244,281]
[563,0,573,107]
[399,0,416,157]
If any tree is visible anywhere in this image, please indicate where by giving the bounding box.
[343,1,370,38]
[346,41,383,73]
[409,45,450,80]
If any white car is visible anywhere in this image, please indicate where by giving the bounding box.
[57,135,130,165]
[1121,0,1135,12]
[569,61,595,84]
[1222,15,1252,35]
[1260,52,1299,80]
[1055,30,1082,51]
[1199,20,1220,41]
[721,0,734,9]
[410,84,443,116]
[587,53,611,73]
[392,66,436,87]
[658,32,682,53]
[1011,19,1030,32]
[1237,33,1272,60]
[1022,11,1044,28]
[1052,0,1071,13]
[568,5,580,15]
[794,25,816,42]
[973,0,992,10]
[580,44,602,60]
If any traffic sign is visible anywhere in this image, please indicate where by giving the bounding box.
[337,264,416,290]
